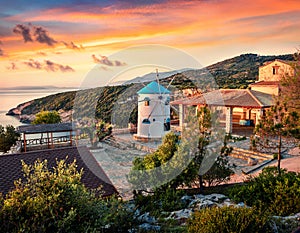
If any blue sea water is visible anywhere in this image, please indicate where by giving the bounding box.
[0,89,76,127]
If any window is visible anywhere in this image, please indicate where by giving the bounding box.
[164,118,171,131]
[165,96,170,105]
[144,97,150,106]
[142,119,150,124]
[272,65,279,75]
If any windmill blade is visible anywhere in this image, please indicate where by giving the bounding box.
[163,75,177,94]
[156,69,162,95]
[147,101,159,119]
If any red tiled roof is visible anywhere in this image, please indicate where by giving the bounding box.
[0,146,117,197]
[171,89,273,108]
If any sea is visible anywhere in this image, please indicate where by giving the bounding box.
[0,89,76,128]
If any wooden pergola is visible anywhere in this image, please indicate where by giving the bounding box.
[171,89,274,134]
[17,123,76,152]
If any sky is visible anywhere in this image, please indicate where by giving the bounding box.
[0,0,300,89]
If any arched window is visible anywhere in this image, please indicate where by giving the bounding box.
[165,96,170,105]
[142,119,150,124]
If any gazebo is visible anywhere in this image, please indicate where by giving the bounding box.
[171,89,274,134]
[17,122,76,152]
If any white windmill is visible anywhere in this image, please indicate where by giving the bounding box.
[134,70,171,140]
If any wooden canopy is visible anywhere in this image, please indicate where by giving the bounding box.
[17,123,76,152]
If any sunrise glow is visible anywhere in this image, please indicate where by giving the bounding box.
[0,0,300,88]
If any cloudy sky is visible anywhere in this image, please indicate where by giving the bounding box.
[0,0,299,88]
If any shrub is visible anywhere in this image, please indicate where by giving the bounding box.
[32,110,61,124]
[134,189,186,217]
[0,125,20,153]
[229,167,300,216]
[0,158,132,233]
[187,206,271,233]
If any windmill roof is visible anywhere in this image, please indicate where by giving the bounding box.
[137,81,170,94]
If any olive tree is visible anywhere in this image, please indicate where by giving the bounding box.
[0,125,20,153]
[32,110,61,125]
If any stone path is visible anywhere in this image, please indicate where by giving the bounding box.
[90,142,147,199]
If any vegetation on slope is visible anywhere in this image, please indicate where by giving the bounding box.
[7,53,295,123]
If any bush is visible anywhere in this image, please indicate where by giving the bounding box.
[32,110,61,124]
[134,189,186,217]
[0,125,20,153]
[187,206,271,233]
[0,158,134,233]
[229,167,300,216]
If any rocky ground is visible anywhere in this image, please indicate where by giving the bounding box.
[88,136,300,199]
[126,193,300,232]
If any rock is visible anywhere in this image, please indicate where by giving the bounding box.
[196,200,217,210]
[138,223,161,231]
[134,209,141,218]
[247,157,258,166]
[181,195,193,205]
[204,194,227,202]
[168,209,193,220]
[6,101,32,116]
[194,194,205,199]
[137,212,156,224]
[237,202,245,207]
[222,201,235,207]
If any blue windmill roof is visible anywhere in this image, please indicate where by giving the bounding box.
[137,81,170,94]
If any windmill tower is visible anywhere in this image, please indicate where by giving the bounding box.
[134,73,171,140]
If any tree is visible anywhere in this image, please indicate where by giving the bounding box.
[255,52,300,174]
[80,118,112,148]
[255,99,299,174]
[280,51,300,138]
[129,106,233,193]
[95,120,112,141]
[32,110,61,124]
[195,106,234,189]
[0,125,20,153]
[0,158,109,232]
[0,158,137,232]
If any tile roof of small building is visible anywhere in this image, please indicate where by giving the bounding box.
[260,59,295,68]
[137,81,170,94]
[17,122,75,134]
[171,89,273,108]
[0,146,117,197]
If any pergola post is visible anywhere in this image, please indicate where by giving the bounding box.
[23,133,26,152]
[70,130,73,146]
[51,132,54,149]
[47,132,50,148]
[256,108,264,125]
[225,107,233,134]
[179,104,185,128]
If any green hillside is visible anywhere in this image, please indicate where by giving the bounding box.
[7,53,295,124]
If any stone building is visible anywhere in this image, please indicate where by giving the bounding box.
[250,59,295,95]
[172,59,295,134]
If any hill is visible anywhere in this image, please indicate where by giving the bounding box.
[7,53,295,124]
